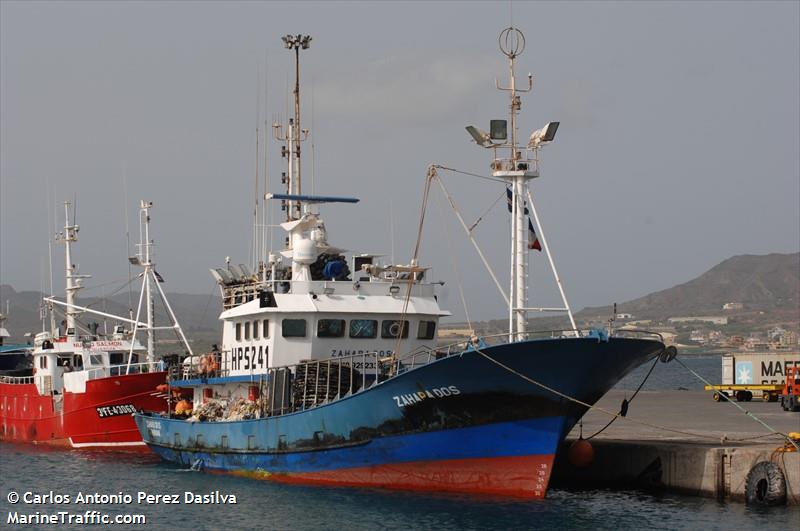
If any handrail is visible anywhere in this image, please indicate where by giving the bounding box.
[0,374,34,385]
[426,328,664,357]
[169,328,665,420]
[83,360,161,380]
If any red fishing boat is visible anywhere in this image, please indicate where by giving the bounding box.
[0,200,192,448]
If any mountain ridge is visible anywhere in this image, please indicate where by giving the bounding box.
[579,252,799,319]
[2,252,798,340]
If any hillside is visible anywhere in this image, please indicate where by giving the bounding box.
[579,252,799,319]
[0,284,222,344]
[3,252,798,343]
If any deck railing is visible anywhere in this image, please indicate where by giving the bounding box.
[167,327,664,418]
[0,374,34,385]
[85,360,162,380]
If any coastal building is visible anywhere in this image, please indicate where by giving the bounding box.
[690,330,707,344]
[668,316,728,325]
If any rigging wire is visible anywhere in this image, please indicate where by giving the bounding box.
[433,164,508,184]
[468,188,506,233]
[198,282,219,331]
[434,191,473,332]
[434,173,509,305]
[391,168,437,365]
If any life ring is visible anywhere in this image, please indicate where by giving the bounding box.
[389,322,402,337]
[745,461,786,506]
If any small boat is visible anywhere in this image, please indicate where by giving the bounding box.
[134,29,667,497]
[0,200,192,448]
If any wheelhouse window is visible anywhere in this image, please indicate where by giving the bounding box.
[381,320,409,339]
[417,321,437,340]
[89,354,103,366]
[244,322,251,340]
[349,319,378,339]
[235,322,242,341]
[253,320,259,340]
[39,356,48,369]
[263,319,270,338]
[317,319,345,338]
[282,319,307,338]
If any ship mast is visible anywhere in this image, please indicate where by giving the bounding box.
[274,34,312,226]
[56,201,90,336]
[139,202,156,360]
[128,200,194,366]
[464,27,572,341]
[495,28,533,341]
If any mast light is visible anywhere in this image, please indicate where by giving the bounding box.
[490,119,507,140]
[528,121,560,148]
[282,34,313,50]
[465,126,494,148]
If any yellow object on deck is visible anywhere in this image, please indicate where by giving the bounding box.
[703,384,783,391]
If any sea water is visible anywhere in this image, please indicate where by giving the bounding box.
[3,355,797,530]
[1,442,797,530]
[615,353,721,391]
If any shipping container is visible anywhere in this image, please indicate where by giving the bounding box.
[721,351,800,386]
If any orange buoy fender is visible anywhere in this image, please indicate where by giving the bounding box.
[156,383,168,393]
[568,439,595,468]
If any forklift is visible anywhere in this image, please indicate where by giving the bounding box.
[780,366,800,412]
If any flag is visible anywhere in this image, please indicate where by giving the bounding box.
[154,270,165,283]
[506,187,529,215]
[528,218,542,251]
[507,187,541,251]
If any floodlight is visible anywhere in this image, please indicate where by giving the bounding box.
[490,120,507,140]
[528,121,560,148]
[465,126,492,148]
[282,34,312,50]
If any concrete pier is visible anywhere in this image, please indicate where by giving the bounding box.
[552,390,800,504]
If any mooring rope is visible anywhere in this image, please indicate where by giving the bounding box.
[586,354,660,440]
[470,345,796,447]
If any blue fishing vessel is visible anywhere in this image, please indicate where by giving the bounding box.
[134,29,667,498]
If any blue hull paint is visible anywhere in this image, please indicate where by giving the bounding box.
[146,417,565,474]
[135,337,663,491]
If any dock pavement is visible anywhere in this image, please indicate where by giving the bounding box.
[553,389,800,504]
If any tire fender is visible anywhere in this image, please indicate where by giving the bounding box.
[745,461,786,506]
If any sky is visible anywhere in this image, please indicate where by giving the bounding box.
[1,1,798,324]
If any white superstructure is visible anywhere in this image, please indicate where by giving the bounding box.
[202,35,448,391]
